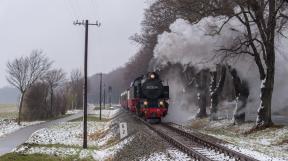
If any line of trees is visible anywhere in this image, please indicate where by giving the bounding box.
[86,0,287,130]
[6,50,83,124]
[124,0,288,129]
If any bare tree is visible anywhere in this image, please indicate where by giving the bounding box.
[217,0,288,128]
[209,65,227,120]
[22,82,50,121]
[196,70,210,118]
[43,69,66,116]
[70,69,83,109]
[228,66,249,124]
[158,0,234,23]
[6,50,51,125]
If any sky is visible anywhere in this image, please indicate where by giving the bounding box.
[0,0,147,88]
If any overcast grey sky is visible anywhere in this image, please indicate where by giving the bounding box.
[0,0,147,88]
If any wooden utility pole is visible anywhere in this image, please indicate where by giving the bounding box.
[108,86,112,107]
[103,84,106,108]
[73,20,100,149]
[99,73,103,120]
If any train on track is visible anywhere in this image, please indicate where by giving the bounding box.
[120,72,169,122]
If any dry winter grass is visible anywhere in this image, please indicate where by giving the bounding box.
[0,104,17,119]
[0,153,93,161]
[89,128,109,141]
[0,104,17,112]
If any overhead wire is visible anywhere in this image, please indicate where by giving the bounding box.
[89,0,100,21]
[73,0,84,20]
[90,0,98,14]
[64,0,77,20]
[65,0,99,21]
[65,0,80,20]
[89,0,96,19]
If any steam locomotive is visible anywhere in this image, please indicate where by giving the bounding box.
[120,72,169,122]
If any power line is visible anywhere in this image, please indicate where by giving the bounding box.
[64,0,77,20]
[88,0,97,20]
[68,0,79,18]
[74,0,84,19]
[90,0,98,15]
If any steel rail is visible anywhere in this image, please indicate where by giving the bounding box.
[125,109,259,161]
[163,123,259,161]
[135,116,211,161]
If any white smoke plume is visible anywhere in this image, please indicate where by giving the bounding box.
[153,16,288,122]
[161,67,198,124]
[153,17,244,72]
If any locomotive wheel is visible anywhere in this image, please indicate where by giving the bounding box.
[156,118,162,124]
[147,118,161,124]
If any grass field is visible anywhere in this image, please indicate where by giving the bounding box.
[0,153,93,161]
[0,104,17,113]
[0,104,17,119]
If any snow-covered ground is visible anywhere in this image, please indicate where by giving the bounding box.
[15,136,134,161]
[25,121,110,146]
[0,119,43,138]
[66,109,82,115]
[188,118,288,161]
[14,108,128,160]
[14,145,80,157]
[92,136,134,161]
[90,108,121,119]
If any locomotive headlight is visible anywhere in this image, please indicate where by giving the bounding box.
[150,74,155,79]
[144,101,148,106]
[159,101,164,106]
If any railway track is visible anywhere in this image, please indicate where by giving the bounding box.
[132,114,259,161]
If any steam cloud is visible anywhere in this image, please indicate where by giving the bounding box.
[153,17,288,123]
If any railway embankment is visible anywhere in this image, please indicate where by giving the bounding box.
[184,118,288,160]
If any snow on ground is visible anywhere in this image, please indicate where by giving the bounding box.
[223,144,287,161]
[14,145,80,157]
[97,131,115,147]
[26,121,109,146]
[79,149,91,159]
[15,134,134,160]
[66,109,82,115]
[140,149,194,161]
[92,136,134,161]
[26,108,121,147]
[0,119,44,138]
[90,108,121,119]
[188,118,288,160]
[14,108,128,160]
